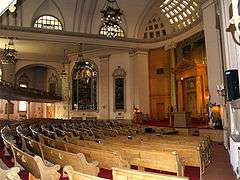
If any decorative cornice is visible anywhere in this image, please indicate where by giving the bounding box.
[0,23,203,47]
[99,55,110,60]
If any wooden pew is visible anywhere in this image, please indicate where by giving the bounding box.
[38,132,183,176]
[40,143,100,176]
[63,166,107,180]
[20,133,44,158]
[112,168,189,180]
[65,141,130,170]
[63,137,185,176]
[18,127,100,177]
[11,143,61,180]
[38,133,67,151]
[38,132,129,170]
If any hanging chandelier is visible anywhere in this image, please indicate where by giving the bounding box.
[1,38,17,64]
[100,0,123,38]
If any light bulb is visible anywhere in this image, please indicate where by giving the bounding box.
[9,4,16,13]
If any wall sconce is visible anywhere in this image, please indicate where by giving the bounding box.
[216,84,225,97]
[226,0,240,45]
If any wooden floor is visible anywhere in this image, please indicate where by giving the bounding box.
[203,143,236,180]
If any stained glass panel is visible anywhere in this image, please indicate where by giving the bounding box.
[72,61,97,111]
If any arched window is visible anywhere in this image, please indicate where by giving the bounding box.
[113,66,126,112]
[99,25,125,38]
[144,16,166,39]
[17,73,30,112]
[33,15,63,30]
[72,60,98,111]
[19,84,28,112]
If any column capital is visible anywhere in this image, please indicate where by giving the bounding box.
[99,55,110,61]
[164,43,177,51]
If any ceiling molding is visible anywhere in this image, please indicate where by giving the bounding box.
[0,23,203,49]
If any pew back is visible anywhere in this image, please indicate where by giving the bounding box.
[11,145,41,179]
[40,143,99,176]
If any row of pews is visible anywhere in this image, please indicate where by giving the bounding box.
[39,119,212,174]
[0,118,213,180]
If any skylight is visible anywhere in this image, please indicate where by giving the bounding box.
[160,0,200,30]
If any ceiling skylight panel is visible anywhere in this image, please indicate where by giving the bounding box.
[170,11,174,16]
[159,0,200,31]
[177,6,182,11]
[193,1,198,6]
[180,4,185,8]
[183,1,188,6]
[186,9,191,14]
[183,12,187,17]
[170,2,176,7]
[174,17,179,22]
[179,14,183,20]
[163,0,171,5]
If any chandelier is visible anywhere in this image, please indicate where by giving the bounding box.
[100,0,123,38]
[1,38,17,64]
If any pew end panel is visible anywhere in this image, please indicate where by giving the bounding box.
[0,166,21,180]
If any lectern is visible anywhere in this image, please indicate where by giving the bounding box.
[173,112,191,128]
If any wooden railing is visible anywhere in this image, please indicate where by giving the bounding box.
[0,80,62,102]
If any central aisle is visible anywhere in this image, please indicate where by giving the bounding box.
[203,143,235,180]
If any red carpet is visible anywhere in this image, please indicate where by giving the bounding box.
[143,117,208,128]
[0,137,200,180]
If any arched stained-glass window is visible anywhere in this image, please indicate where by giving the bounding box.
[72,60,98,111]
[33,15,63,30]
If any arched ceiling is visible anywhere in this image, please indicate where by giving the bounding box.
[0,0,203,40]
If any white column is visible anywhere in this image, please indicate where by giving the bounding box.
[99,55,110,119]
[170,48,177,108]
[202,0,224,105]
[131,50,150,115]
[218,0,240,154]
